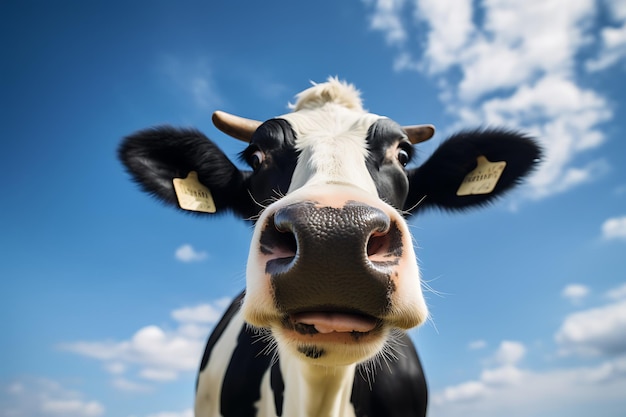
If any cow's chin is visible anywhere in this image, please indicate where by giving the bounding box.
[272,320,391,366]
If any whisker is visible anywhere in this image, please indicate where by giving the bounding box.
[402,194,428,217]
[272,189,286,200]
[249,326,279,359]
[246,213,262,222]
[245,189,287,222]
[421,276,447,298]
[248,189,270,210]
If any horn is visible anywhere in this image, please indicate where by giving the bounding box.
[212,110,262,143]
[404,124,436,144]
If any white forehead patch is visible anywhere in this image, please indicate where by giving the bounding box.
[279,79,383,195]
[290,77,365,112]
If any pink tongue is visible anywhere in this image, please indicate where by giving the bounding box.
[293,312,377,334]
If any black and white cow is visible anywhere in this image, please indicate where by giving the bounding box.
[119,78,541,417]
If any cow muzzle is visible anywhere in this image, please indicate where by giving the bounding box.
[245,184,425,321]
[242,185,427,363]
[262,201,401,318]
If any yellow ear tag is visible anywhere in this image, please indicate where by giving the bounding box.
[172,171,217,213]
[456,156,507,196]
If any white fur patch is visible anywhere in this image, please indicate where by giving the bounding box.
[280,79,383,195]
[290,77,364,112]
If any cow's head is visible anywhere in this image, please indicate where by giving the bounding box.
[119,78,541,367]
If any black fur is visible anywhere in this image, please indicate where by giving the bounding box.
[366,119,414,209]
[240,119,298,212]
[405,128,542,213]
[118,124,541,220]
[118,126,252,218]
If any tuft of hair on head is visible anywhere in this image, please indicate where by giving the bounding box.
[290,76,364,112]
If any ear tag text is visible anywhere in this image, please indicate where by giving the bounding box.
[456,156,507,196]
[173,171,217,213]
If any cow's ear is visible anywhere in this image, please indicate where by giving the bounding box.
[404,129,542,213]
[118,126,253,218]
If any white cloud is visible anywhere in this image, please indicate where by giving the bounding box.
[175,244,208,262]
[138,368,179,382]
[409,0,595,99]
[430,357,626,417]
[145,409,193,417]
[132,324,206,370]
[586,25,626,71]
[365,0,408,45]
[7,383,23,395]
[428,282,626,416]
[414,0,474,73]
[60,299,229,389]
[562,284,590,304]
[0,377,104,417]
[435,380,487,404]
[40,400,104,417]
[111,377,152,393]
[555,298,626,357]
[104,362,126,375]
[602,216,626,241]
[480,365,525,386]
[171,298,231,323]
[62,325,202,382]
[492,340,526,366]
[365,0,617,201]
[606,283,626,301]
[468,339,487,350]
[586,0,626,71]
[433,342,528,406]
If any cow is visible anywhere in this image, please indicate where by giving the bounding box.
[118,78,541,417]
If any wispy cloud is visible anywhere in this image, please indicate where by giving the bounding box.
[59,298,231,390]
[157,54,222,111]
[602,216,626,241]
[364,0,407,45]
[111,377,152,393]
[429,282,626,417]
[468,339,487,350]
[606,283,626,301]
[562,283,590,304]
[171,300,230,323]
[585,1,626,72]
[143,409,193,417]
[175,244,208,263]
[433,340,527,406]
[0,377,104,417]
[364,0,619,201]
[40,400,104,417]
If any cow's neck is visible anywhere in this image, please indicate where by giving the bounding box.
[280,353,356,417]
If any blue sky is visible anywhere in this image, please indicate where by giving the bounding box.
[2,1,626,416]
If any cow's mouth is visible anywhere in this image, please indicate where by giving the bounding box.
[283,311,381,338]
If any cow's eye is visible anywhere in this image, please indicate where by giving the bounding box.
[396,147,411,167]
[249,150,265,170]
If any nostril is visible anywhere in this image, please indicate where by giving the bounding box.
[260,213,298,260]
[366,221,403,263]
[367,232,389,257]
[276,230,297,259]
